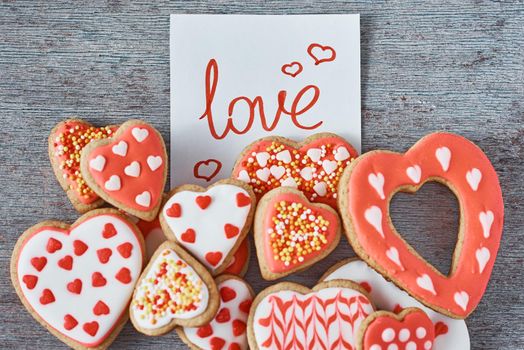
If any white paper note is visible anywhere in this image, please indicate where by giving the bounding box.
[170,14,361,187]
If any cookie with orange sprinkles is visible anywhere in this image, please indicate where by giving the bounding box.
[48,119,117,212]
[129,241,219,336]
[254,187,341,280]
[232,132,358,210]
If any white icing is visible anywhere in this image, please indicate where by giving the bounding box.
[313,182,327,196]
[368,172,385,200]
[475,247,490,274]
[387,345,398,350]
[454,291,469,311]
[124,161,141,178]
[253,287,373,349]
[237,170,250,183]
[255,152,270,167]
[306,148,322,162]
[281,177,298,188]
[382,328,395,342]
[131,127,149,142]
[162,184,251,271]
[479,211,494,238]
[416,326,427,339]
[416,274,437,295]
[370,345,382,350]
[17,215,143,345]
[435,147,451,172]
[276,150,292,163]
[406,165,422,184]
[334,146,350,161]
[135,191,151,207]
[406,342,416,350]
[89,155,106,172]
[322,260,470,350]
[300,167,313,181]
[104,175,121,191]
[269,165,285,179]
[466,168,482,191]
[184,279,252,350]
[399,328,410,342]
[365,206,384,238]
[147,155,162,171]
[256,168,270,182]
[131,249,209,329]
[112,141,128,157]
[322,159,337,174]
[424,340,433,349]
[386,247,403,270]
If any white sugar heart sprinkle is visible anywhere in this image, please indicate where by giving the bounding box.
[89,155,106,172]
[334,146,350,161]
[104,175,121,191]
[466,168,482,191]
[237,170,250,183]
[454,291,469,311]
[435,146,451,172]
[300,167,313,181]
[406,165,422,184]
[147,155,163,171]
[368,172,385,200]
[479,211,494,238]
[255,152,270,167]
[416,274,436,295]
[476,247,490,273]
[364,206,384,238]
[281,177,298,188]
[135,191,151,207]
[256,168,270,182]
[313,182,327,196]
[270,165,285,179]
[112,141,128,157]
[306,148,322,162]
[131,127,149,142]
[322,160,337,175]
[385,246,403,269]
[124,161,141,178]
[276,150,292,164]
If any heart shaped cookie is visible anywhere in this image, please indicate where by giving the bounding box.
[10,209,145,349]
[129,241,219,335]
[248,280,375,350]
[160,179,255,275]
[49,119,117,213]
[321,259,470,349]
[254,187,341,280]
[338,132,504,318]
[357,308,435,350]
[80,120,167,221]
[178,275,254,350]
[232,132,358,209]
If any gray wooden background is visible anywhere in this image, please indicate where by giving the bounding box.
[1,1,522,349]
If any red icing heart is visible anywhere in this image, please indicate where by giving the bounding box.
[117,242,133,258]
[224,224,239,239]
[236,192,251,207]
[64,314,78,330]
[92,272,107,287]
[31,257,47,272]
[239,299,252,314]
[257,189,340,279]
[341,132,504,317]
[166,203,182,217]
[49,119,115,208]
[67,279,82,294]
[205,252,223,267]
[215,308,231,323]
[229,343,241,350]
[194,159,222,182]
[93,301,110,316]
[58,255,73,270]
[181,228,196,243]
[115,267,132,284]
[196,195,212,209]
[96,248,112,264]
[22,275,38,290]
[40,289,55,305]
[83,321,99,337]
[210,337,226,350]
[220,286,237,302]
[83,121,167,217]
[197,324,213,338]
[434,321,449,337]
[73,240,88,256]
[233,134,357,209]
[102,223,117,239]
[47,238,62,253]
[232,319,246,336]
[361,309,435,350]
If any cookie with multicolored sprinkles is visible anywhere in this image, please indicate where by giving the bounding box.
[129,241,219,336]
[48,119,117,212]
[232,132,358,209]
[254,187,341,280]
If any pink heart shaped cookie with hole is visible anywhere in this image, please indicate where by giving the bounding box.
[339,132,504,318]
[160,179,255,275]
[80,120,167,221]
[254,187,341,280]
[232,133,358,209]
[179,275,254,350]
[357,308,435,350]
[248,280,375,350]
[11,209,144,349]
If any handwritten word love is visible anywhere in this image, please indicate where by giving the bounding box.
[199,59,323,140]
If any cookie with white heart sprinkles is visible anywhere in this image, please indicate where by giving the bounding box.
[232,132,358,209]
[247,279,375,350]
[254,187,341,280]
[177,275,254,350]
[10,209,145,350]
[129,241,219,336]
[338,132,504,318]
[80,119,167,222]
[49,119,118,213]
[160,179,256,275]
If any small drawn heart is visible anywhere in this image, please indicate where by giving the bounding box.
[368,172,385,200]
[147,156,163,171]
[193,159,222,182]
[181,229,196,243]
[124,161,141,178]
[307,43,336,65]
[385,246,403,270]
[406,165,422,183]
[269,165,285,179]
[281,61,303,77]
[435,146,451,171]
[466,168,482,191]
[205,252,223,267]
[112,141,128,157]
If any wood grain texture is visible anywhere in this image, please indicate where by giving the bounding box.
[0,0,522,348]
